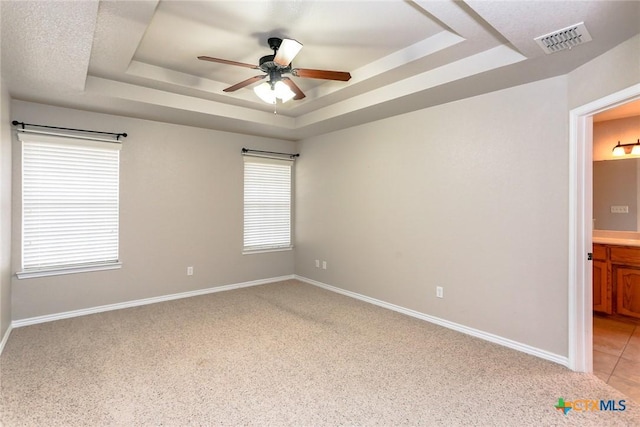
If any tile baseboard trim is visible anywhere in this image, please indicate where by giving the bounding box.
[11,275,295,328]
[295,275,569,368]
[0,324,12,356]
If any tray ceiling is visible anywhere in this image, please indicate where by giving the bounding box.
[2,0,639,140]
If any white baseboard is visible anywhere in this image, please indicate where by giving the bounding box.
[12,275,295,328]
[0,324,12,356]
[295,275,569,368]
[8,274,569,368]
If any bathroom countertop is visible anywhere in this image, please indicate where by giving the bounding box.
[593,237,640,247]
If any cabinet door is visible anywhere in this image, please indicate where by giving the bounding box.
[616,266,640,319]
[593,260,611,314]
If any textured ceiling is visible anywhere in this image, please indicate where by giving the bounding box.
[1,0,639,140]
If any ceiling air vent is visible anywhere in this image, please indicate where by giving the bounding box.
[534,22,592,54]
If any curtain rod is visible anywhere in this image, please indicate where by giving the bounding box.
[12,121,127,141]
[242,148,299,159]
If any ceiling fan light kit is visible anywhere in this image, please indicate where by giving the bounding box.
[254,80,296,104]
[198,37,351,104]
[273,81,296,102]
[274,38,303,66]
[253,82,276,104]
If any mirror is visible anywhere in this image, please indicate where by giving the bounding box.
[593,158,640,231]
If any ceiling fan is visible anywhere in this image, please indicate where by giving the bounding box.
[198,37,351,103]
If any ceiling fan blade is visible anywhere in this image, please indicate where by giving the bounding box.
[198,56,258,69]
[292,68,351,81]
[223,75,266,92]
[274,38,303,67]
[281,77,306,100]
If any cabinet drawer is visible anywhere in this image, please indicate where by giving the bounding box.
[593,244,607,261]
[610,246,640,266]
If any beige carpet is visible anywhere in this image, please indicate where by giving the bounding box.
[1,279,638,426]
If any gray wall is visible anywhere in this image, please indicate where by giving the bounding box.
[593,159,639,231]
[592,114,640,231]
[0,78,12,340]
[10,101,296,320]
[293,33,640,358]
[568,34,640,109]
[296,76,569,355]
[5,33,640,360]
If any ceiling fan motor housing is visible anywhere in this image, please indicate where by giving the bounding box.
[267,37,283,51]
[260,37,295,75]
[259,54,291,76]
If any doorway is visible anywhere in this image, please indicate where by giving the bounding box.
[569,83,640,372]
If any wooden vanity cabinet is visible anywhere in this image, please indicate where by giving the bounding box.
[592,244,611,314]
[615,266,640,318]
[593,243,640,319]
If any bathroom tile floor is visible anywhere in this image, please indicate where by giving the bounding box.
[593,314,640,403]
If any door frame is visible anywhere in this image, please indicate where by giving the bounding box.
[568,83,640,372]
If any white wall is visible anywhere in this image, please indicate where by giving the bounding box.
[10,101,296,320]
[296,76,569,356]
[0,78,12,339]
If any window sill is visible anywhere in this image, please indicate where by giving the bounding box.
[242,246,293,255]
[16,262,122,279]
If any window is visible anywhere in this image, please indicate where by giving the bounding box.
[243,156,292,253]
[17,132,121,278]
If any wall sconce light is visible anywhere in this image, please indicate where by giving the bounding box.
[612,139,640,156]
[253,80,295,104]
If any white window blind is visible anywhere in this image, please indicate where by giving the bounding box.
[243,156,292,252]
[18,132,121,277]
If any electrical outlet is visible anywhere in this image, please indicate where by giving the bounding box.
[322,261,327,270]
[611,205,629,214]
[187,266,194,276]
[315,259,320,268]
[436,286,443,298]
